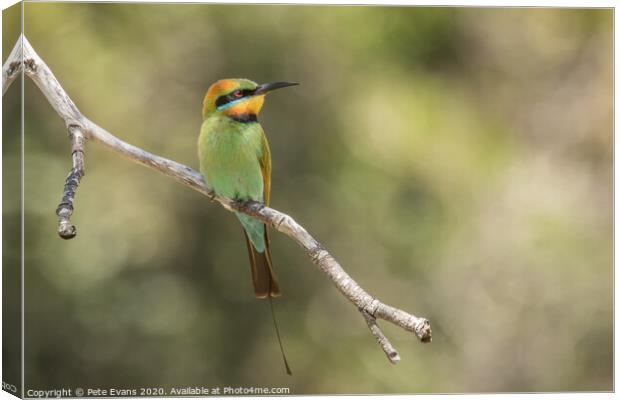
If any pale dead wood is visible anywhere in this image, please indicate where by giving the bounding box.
[2,34,22,95]
[361,309,401,363]
[3,34,432,362]
[56,125,85,239]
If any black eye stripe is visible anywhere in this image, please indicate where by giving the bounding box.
[215,89,254,108]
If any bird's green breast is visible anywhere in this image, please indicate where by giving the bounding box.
[198,114,265,202]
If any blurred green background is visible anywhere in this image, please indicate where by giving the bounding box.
[4,3,613,394]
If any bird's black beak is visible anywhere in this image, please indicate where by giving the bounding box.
[253,81,299,96]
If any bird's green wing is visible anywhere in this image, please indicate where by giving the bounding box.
[259,132,272,206]
[242,129,279,298]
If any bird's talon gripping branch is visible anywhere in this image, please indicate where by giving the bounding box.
[3,34,432,364]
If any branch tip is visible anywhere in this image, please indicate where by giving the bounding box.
[58,220,77,240]
[415,318,432,343]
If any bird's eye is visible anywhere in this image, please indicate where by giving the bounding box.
[233,90,243,98]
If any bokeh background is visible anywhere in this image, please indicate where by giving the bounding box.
[3,4,613,394]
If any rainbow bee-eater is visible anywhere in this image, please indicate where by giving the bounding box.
[198,78,298,374]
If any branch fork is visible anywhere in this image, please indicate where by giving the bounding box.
[2,34,431,362]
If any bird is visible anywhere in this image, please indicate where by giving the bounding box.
[198,78,298,374]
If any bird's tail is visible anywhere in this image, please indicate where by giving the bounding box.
[243,228,292,375]
[243,228,281,298]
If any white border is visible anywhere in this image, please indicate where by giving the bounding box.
[0,1,615,400]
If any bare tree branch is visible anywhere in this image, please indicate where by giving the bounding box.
[4,34,432,361]
[2,34,22,95]
[361,309,400,363]
[56,125,85,239]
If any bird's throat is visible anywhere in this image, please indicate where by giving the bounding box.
[222,95,265,118]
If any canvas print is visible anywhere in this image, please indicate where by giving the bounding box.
[2,2,613,396]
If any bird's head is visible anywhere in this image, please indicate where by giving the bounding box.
[202,78,299,120]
